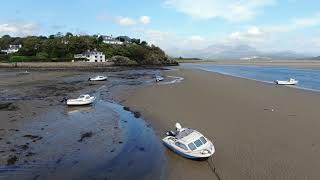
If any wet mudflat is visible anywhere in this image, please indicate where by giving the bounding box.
[0,68,177,180]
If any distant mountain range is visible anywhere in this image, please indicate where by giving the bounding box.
[168,44,314,60]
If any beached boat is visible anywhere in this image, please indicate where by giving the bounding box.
[275,78,298,85]
[155,75,164,82]
[162,123,215,160]
[66,94,96,106]
[89,76,107,81]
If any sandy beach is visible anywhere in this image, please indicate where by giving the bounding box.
[121,68,320,180]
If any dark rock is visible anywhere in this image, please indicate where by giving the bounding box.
[26,152,36,157]
[56,157,63,164]
[18,144,29,151]
[123,106,130,111]
[7,155,18,165]
[0,103,19,111]
[23,135,39,139]
[33,175,40,180]
[78,132,93,142]
[133,111,141,118]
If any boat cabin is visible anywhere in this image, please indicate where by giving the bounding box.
[173,128,208,151]
[78,95,91,100]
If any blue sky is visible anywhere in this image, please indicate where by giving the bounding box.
[0,0,320,55]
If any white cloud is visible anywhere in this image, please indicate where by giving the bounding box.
[139,16,151,24]
[247,26,263,35]
[108,15,152,26]
[115,16,137,26]
[137,28,212,54]
[164,0,276,21]
[228,26,265,43]
[266,13,320,32]
[189,35,205,41]
[0,22,40,37]
[227,12,320,49]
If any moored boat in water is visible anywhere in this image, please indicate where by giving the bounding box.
[275,78,298,85]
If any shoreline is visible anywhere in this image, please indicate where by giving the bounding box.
[121,67,320,180]
[0,62,179,70]
[182,63,320,93]
[193,67,320,93]
[179,60,320,68]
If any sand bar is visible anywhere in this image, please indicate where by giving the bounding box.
[121,68,320,180]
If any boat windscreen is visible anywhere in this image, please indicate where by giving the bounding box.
[176,128,194,139]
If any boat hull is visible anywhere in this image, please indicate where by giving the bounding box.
[275,81,298,85]
[162,138,213,160]
[89,77,108,81]
[67,97,96,106]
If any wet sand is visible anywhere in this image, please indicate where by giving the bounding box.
[121,68,320,180]
[0,69,167,180]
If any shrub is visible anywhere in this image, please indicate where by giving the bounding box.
[110,56,137,66]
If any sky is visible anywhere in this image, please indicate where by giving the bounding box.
[0,0,320,56]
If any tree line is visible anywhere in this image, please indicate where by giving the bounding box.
[0,33,177,65]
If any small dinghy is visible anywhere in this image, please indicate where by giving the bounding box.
[155,75,164,82]
[275,78,298,85]
[66,94,96,106]
[163,123,215,160]
[89,76,107,81]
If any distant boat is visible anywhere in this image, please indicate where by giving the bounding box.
[155,75,164,82]
[162,123,215,160]
[89,76,107,81]
[66,94,96,106]
[17,71,30,75]
[275,78,298,85]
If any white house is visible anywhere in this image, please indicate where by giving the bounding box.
[74,50,106,62]
[102,35,123,45]
[1,44,22,54]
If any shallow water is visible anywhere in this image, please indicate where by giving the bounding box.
[0,100,166,180]
[183,63,320,92]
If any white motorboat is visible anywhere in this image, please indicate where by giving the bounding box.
[275,78,298,85]
[89,76,107,81]
[162,123,215,160]
[155,75,164,82]
[66,94,96,106]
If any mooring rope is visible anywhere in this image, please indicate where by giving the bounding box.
[207,156,221,180]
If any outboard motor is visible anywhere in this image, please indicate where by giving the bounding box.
[166,131,177,137]
[175,123,182,132]
[61,97,68,103]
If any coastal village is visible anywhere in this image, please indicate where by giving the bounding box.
[1,35,132,63]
